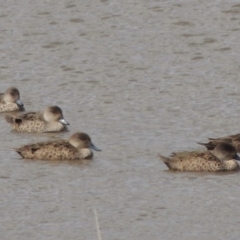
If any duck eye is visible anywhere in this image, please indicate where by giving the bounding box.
[80,136,86,141]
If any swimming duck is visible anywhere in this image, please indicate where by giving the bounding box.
[159,143,240,172]
[5,106,69,132]
[0,87,24,112]
[15,132,101,160]
[198,133,240,152]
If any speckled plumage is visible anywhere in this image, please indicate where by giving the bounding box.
[159,143,240,172]
[5,106,69,133]
[0,87,24,112]
[15,132,101,160]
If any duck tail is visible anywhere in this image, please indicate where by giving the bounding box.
[208,137,217,140]
[158,154,173,169]
[158,154,170,162]
[5,115,14,124]
[13,148,23,158]
[197,141,215,150]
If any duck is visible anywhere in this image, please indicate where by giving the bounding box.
[15,132,101,160]
[158,143,240,172]
[0,87,24,112]
[198,133,240,152]
[5,106,69,132]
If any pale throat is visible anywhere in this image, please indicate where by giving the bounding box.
[224,160,239,170]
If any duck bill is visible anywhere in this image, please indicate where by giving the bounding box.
[59,118,70,125]
[89,142,101,151]
[16,99,24,106]
[234,155,240,161]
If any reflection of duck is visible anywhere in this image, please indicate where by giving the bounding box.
[159,143,240,172]
[5,106,69,133]
[15,132,101,160]
[0,87,24,112]
[198,133,240,152]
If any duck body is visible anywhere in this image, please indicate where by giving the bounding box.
[16,140,92,160]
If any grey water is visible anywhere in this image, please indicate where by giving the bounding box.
[0,0,240,239]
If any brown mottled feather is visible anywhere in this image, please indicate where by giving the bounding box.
[16,140,92,160]
[0,102,21,112]
[6,112,43,123]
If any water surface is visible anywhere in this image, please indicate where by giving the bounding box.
[0,0,240,239]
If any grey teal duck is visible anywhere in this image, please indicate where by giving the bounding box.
[5,106,69,132]
[15,132,101,160]
[159,143,240,172]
